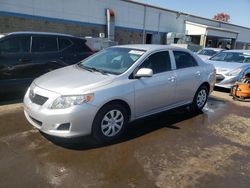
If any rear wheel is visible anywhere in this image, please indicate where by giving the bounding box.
[92,104,128,143]
[191,85,208,112]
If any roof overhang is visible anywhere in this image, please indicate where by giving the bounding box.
[186,21,239,39]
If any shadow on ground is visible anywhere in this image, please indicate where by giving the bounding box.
[214,86,230,93]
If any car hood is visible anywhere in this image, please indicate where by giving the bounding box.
[206,60,245,74]
[34,65,115,95]
[197,54,210,61]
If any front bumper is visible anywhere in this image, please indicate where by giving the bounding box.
[215,75,239,89]
[23,86,98,138]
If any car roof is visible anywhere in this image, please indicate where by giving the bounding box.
[223,49,250,53]
[113,44,189,52]
[4,31,75,38]
[202,48,223,51]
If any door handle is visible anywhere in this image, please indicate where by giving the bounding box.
[49,60,58,63]
[168,76,176,82]
[7,65,14,70]
[19,58,31,63]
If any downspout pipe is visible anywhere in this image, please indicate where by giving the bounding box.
[142,5,146,44]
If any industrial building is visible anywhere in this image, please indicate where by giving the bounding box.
[0,0,250,49]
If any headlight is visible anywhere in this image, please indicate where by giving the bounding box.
[50,94,94,109]
[225,67,243,76]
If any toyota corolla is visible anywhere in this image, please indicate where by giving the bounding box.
[24,45,215,142]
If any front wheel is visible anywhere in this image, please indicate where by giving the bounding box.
[191,85,208,112]
[92,104,128,143]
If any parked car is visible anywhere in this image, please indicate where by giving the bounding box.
[24,45,216,142]
[206,50,250,88]
[197,48,223,61]
[0,31,94,93]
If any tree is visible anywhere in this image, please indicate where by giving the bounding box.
[213,13,230,22]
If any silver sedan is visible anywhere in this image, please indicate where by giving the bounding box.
[24,45,215,142]
[206,50,250,89]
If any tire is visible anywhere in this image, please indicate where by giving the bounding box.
[92,103,128,143]
[191,85,208,112]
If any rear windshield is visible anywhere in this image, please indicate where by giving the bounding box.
[210,51,250,63]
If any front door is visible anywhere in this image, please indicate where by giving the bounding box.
[134,51,176,117]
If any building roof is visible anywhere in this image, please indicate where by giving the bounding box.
[224,49,250,53]
[186,21,239,34]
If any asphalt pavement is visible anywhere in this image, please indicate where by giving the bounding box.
[0,90,250,188]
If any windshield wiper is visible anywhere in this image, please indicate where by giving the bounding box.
[77,64,93,72]
[78,64,108,75]
[88,67,108,75]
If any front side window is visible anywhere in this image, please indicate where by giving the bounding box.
[32,36,58,52]
[173,51,198,69]
[139,51,171,74]
[210,51,250,63]
[78,48,145,75]
[0,36,30,53]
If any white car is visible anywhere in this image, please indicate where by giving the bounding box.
[24,45,216,142]
[197,48,224,61]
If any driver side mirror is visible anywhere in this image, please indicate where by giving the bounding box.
[135,68,153,78]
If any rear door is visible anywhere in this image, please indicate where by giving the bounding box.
[30,35,61,77]
[134,50,176,117]
[172,50,202,104]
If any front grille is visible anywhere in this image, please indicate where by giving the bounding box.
[29,115,42,126]
[29,91,48,105]
[216,74,225,83]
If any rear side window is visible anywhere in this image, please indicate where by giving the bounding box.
[32,36,58,52]
[173,51,198,69]
[139,51,171,74]
[74,39,92,52]
[58,37,72,50]
[0,36,30,53]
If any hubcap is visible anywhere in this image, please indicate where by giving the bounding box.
[196,89,207,108]
[101,110,124,137]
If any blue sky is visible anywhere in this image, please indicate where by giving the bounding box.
[134,0,250,28]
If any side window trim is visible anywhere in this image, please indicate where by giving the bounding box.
[169,50,176,70]
[30,36,33,53]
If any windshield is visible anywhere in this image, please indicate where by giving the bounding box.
[210,51,250,63]
[78,47,145,75]
[197,49,219,56]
